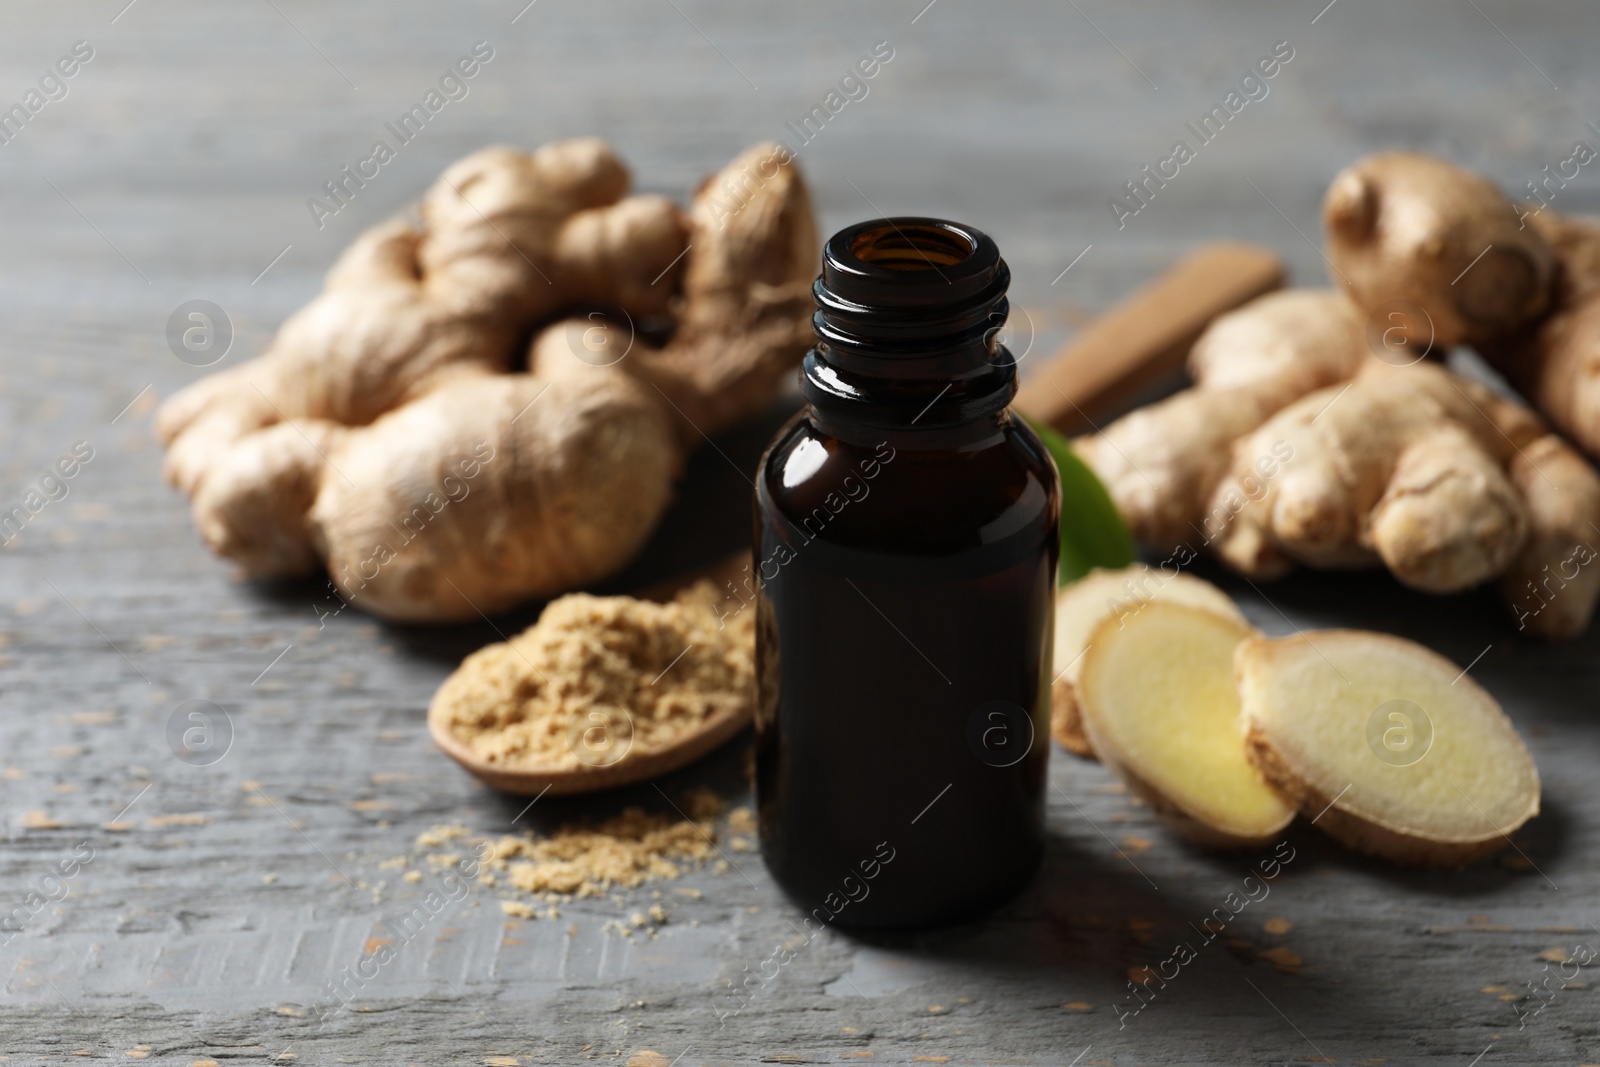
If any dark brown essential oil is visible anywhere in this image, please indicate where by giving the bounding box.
[753,218,1060,929]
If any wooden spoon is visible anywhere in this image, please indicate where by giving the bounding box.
[427,551,754,797]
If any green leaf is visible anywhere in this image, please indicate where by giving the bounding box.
[1021,414,1135,586]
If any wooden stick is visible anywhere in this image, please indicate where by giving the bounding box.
[1014,242,1284,435]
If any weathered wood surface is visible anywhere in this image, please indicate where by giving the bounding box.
[3,1,1600,1063]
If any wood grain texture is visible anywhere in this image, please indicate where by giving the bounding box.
[3,1,1600,1064]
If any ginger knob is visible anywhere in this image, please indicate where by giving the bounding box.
[1324,169,1376,241]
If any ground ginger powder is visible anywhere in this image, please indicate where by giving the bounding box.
[417,788,735,899]
[432,582,755,770]
[493,803,717,896]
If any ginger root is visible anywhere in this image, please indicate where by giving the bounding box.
[1050,564,1245,757]
[158,140,817,620]
[1323,151,1555,349]
[1077,600,1294,848]
[1075,289,1366,551]
[1238,629,1540,867]
[1210,359,1538,591]
[1077,284,1600,637]
[1323,151,1600,464]
[159,140,689,500]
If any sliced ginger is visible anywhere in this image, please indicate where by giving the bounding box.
[1051,565,1245,757]
[1078,601,1293,848]
[1237,631,1540,867]
[1065,570,1541,866]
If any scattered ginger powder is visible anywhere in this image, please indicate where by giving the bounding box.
[432,583,755,770]
[418,788,733,899]
[492,798,719,897]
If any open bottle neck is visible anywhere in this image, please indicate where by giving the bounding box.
[800,217,1020,442]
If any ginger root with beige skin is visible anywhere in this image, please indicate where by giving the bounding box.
[159,140,817,621]
[1323,151,1600,461]
[1075,289,1366,551]
[1211,359,1537,588]
[159,140,689,502]
[1323,151,1556,349]
[1078,285,1600,637]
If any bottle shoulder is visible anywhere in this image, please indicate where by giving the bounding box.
[757,411,1059,555]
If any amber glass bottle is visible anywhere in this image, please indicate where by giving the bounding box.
[753,218,1059,930]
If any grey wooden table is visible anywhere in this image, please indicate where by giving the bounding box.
[4,1,1600,1063]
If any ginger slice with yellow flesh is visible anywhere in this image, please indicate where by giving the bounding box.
[1237,630,1539,867]
[1078,601,1293,848]
[1051,565,1245,758]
